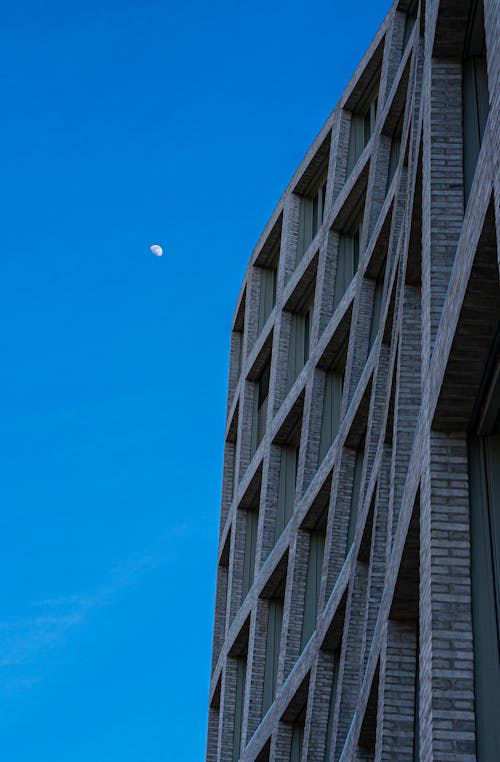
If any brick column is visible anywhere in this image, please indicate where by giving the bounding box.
[419,431,476,761]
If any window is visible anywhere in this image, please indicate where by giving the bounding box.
[232,654,247,762]
[347,434,366,549]
[255,218,281,335]
[290,709,306,762]
[297,175,328,263]
[280,678,309,762]
[319,349,347,464]
[212,535,231,667]
[232,332,243,383]
[324,649,341,759]
[255,741,271,762]
[357,664,380,759]
[301,530,326,649]
[287,300,313,392]
[402,1,417,54]
[385,82,405,195]
[258,265,278,334]
[251,361,271,455]
[346,87,378,175]
[242,507,259,599]
[333,220,362,310]
[230,292,246,387]
[275,445,299,541]
[262,597,284,716]
[368,264,386,349]
[413,646,420,762]
[223,405,239,511]
[468,357,500,758]
[463,0,489,201]
[207,678,221,762]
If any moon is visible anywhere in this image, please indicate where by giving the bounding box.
[150,244,163,257]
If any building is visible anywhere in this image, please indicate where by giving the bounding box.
[207,0,499,759]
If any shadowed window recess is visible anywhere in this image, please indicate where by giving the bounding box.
[287,296,314,392]
[251,361,271,456]
[319,344,347,464]
[333,203,364,311]
[462,0,490,201]
[468,352,500,760]
[346,82,378,175]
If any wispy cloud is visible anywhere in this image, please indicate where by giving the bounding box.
[0,521,190,692]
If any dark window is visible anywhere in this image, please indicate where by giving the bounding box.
[262,598,284,716]
[333,222,362,311]
[319,347,347,463]
[324,649,341,759]
[347,87,378,176]
[463,1,490,201]
[275,446,299,541]
[242,508,259,599]
[251,362,271,455]
[287,302,313,392]
[258,265,278,334]
[232,654,248,762]
[368,263,386,349]
[301,530,326,648]
[297,177,328,263]
[347,434,366,549]
[468,357,500,758]
[290,709,306,762]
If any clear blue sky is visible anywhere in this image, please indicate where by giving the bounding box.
[0,1,390,759]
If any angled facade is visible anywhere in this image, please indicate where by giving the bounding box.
[207,0,500,760]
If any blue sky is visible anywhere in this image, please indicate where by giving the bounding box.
[0,1,390,758]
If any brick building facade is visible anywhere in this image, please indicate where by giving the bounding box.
[207,0,500,759]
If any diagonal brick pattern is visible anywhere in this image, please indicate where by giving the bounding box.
[207,1,500,760]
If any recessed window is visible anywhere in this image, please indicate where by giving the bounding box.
[462,0,490,201]
[333,220,362,311]
[262,597,284,716]
[320,597,346,757]
[280,675,309,761]
[275,445,299,541]
[368,263,386,349]
[290,709,306,762]
[402,1,417,54]
[242,506,259,600]
[287,299,314,392]
[254,217,282,337]
[212,533,231,667]
[301,529,326,649]
[297,175,328,264]
[223,404,239,514]
[255,741,271,762]
[251,361,271,456]
[232,653,247,762]
[230,292,246,386]
[258,265,278,334]
[325,647,341,753]
[382,60,406,195]
[207,678,221,761]
[357,663,380,759]
[228,621,250,762]
[347,432,366,549]
[346,86,378,176]
[319,347,347,464]
[468,355,500,758]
